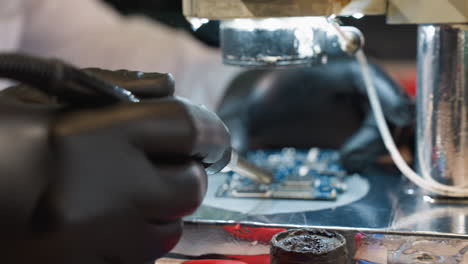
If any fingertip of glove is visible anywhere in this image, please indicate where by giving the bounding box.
[144,220,183,261]
[146,73,175,97]
[180,99,231,164]
[205,147,232,174]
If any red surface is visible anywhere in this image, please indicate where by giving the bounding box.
[227,255,270,264]
[183,260,247,264]
[389,69,417,98]
[399,77,416,97]
[223,224,286,244]
[181,255,270,264]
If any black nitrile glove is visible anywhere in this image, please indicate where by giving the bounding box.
[0,69,230,264]
[218,58,414,172]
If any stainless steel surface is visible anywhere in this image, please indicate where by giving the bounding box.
[227,149,274,184]
[172,222,468,263]
[188,165,468,236]
[417,24,468,187]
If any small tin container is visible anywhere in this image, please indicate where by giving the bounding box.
[270,229,348,264]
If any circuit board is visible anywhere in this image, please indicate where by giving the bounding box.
[216,148,348,200]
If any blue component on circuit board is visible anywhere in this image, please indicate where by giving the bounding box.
[216,148,348,200]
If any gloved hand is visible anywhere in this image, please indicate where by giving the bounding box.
[0,69,230,264]
[218,58,414,172]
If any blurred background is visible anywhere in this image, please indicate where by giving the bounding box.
[101,0,418,96]
[100,0,416,58]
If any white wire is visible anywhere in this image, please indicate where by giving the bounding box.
[355,50,468,197]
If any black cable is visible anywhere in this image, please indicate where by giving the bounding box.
[0,53,139,105]
[0,53,62,89]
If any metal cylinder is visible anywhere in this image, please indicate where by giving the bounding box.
[220,18,363,68]
[270,229,347,264]
[417,24,468,187]
[220,17,333,68]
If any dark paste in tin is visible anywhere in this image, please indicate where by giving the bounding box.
[270,229,348,264]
